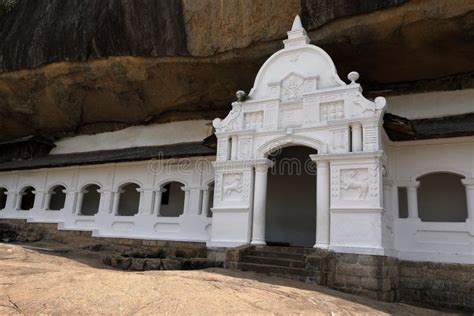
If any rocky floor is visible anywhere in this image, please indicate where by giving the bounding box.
[0,242,447,315]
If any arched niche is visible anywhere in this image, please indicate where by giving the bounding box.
[19,186,35,211]
[48,185,66,211]
[80,184,101,216]
[0,187,7,210]
[117,183,140,216]
[159,181,185,217]
[416,172,467,222]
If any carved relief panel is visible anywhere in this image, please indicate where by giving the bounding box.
[238,139,253,160]
[263,103,278,130]
[278,103,303,128]
[329,155,382,209]
[320,100,344,121]
[340,168,369,200]
[280,74,304,102]
[216,138,230,161]
[222,174,244,201]
[303,97,319,123]
[212,161,254,208]
[244,111,263,130]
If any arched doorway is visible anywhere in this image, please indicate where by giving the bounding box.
[265,146,317,247]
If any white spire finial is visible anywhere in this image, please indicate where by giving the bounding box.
[284,15,310,48]
[291,15,303,31]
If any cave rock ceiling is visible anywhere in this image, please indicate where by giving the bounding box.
[0,0,473,141]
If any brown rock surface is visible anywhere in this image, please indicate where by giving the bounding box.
[0,0,473,142]
[0,242,444,315]
[182,0,300,56]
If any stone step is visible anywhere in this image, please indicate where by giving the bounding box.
[237,262,312,281]
[243,255,306,269]
[258,246,308,254]
[247,250,306,261]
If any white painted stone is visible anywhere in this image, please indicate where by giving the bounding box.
[51,120,213,154]
[386,89,474,119]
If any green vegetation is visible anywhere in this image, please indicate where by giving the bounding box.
[0,0,17,17]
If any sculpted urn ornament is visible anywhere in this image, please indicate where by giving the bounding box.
[236,90,247,102]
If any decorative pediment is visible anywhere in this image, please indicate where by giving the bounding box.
[213,15,387,161]
[247,16,347,101]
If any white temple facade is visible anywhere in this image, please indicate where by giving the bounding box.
[209,16,387,254]
[0,16,473,265]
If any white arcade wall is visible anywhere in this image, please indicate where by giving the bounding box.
[384,136,474,264]
[0,157,215,242]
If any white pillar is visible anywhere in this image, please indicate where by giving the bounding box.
[15,192,22,210]
[251,161,272,245]
[137,189,154,215]
[461,179,474,221]
[182,187,191,215]
[63,190,78,214]
[230,136,238,160]
[98,190,113,214]
[314,160,330,249]
[350,122,362,152]
[112,190,122,215]
[75,191,85,214]
[44,191,53,210]
[406,182,420,219]
[201,188,210,217]
[32,190,45,210]
[153,188,166,216]
[5,191,18,210]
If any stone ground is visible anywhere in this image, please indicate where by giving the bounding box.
[0,242,447,315]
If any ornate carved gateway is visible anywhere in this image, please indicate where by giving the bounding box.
[209,16,388,255]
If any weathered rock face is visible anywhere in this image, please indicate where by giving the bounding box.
[0,0,188,70]
[0,0,473,141]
